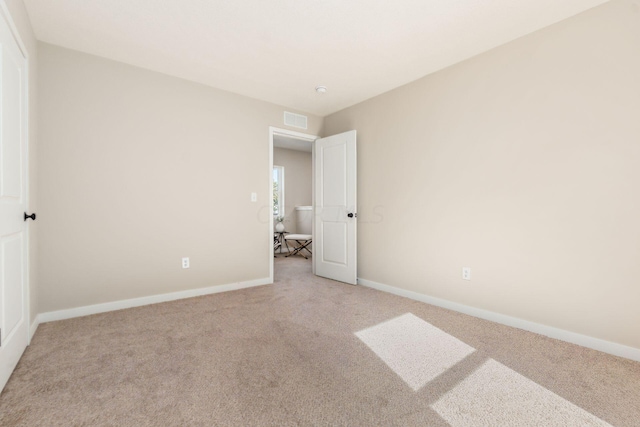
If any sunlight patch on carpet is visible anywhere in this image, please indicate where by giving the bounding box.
[355,313,475,391]
[431,359,612,427]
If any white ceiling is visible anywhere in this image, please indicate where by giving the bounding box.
[24,0,609,116]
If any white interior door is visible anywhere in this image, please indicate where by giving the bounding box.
[0,10,29,393]
[314,130,357,284]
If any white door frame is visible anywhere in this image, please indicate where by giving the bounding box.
[268,127,318,283]
[0,1,31,344]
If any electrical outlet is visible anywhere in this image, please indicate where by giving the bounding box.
[182,257,190,269]
[462,267,471,280]
[251,192,257,202]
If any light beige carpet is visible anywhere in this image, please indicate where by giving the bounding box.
[0,256,639,426]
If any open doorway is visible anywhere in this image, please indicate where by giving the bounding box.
[268,127,318,282]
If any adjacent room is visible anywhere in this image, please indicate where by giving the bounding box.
[1,0,639,425]
[272,134,313,260]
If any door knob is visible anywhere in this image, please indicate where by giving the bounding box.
[347,213,357,218]
[24,212,36,221]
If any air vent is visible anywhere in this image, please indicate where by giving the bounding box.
[284,111,308,130]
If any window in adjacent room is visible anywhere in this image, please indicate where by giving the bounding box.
[273,165,285,217]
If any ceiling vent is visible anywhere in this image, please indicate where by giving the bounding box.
[284,111,308,130]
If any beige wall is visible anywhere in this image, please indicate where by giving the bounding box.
[323,0,640,349]
[273,148,312,233]
[38,43,322,313]
[4,0,39,324]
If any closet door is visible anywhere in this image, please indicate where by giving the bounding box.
[0,8,29,394]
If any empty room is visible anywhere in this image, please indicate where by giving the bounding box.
[0,0,639,425]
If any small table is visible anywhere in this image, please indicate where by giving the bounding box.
[284,234,312,259]
[274,231,291,255]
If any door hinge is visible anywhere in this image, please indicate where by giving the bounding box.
[0,328,2,347]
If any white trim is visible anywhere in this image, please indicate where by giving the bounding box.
[38,277,271,324]
[268,126,319,283]
[268,128,274,283]
[358,278,640,362]
[271,127,318,142]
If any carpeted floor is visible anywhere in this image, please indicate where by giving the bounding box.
[1,256,639,426]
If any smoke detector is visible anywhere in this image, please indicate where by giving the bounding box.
[315,86,327,94]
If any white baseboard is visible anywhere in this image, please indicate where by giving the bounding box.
[358,278,640,362]
[38,277,271,324]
